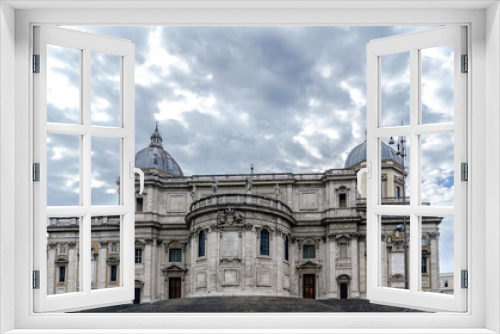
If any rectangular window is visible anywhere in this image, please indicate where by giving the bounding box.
[110,243,118,254]
[135,249,142,264]
[169,249,182,262]
[303,245,316,259]
[58,266,66,283]
[136,198,143,212]
[422,256,428,274]
[339,193,347,207]
[110,265,117,282]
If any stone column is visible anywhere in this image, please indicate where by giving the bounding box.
[208,228,218,293]
[430,233,439,292]
[244,226,255,290]
[380,236,387,287]
[154,239,163,300]
[98,242,107,289]
[329,237,337,298]
[68,242,77,293]
[159,241,165,300]
[350,235,359,297]
[358,237,366,295]
[47,243,56,295]
[189,232,195,297]
[143,238,153,302]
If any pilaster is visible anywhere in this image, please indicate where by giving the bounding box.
[47,243,56,294]
[350,235,359,297]
[68,242,77,292]
[98,242,107,289]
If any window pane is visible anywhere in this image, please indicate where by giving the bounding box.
[198,232,205,257]
[47,45,81,124]
[47,133,80,206]
[421,45,454,124]
[303,245,315,259]
[91,215,121,289]
[380,52,410,127]
[91,52,121,127]
[421,133,454,206]
[169,249,182,262]
[91,136,121,206]
[421,216,454,295]
[135,249,143,264]
[47,216,81,295]
[380,215,410,290]
[380,137,410,205]
[260,230,269,256]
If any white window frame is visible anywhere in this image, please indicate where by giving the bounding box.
[366,26,468,312]
[1,2,499,333]
[32,25,136,313]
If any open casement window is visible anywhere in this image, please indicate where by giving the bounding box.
[33,26,139,312]
[365,26,467,312]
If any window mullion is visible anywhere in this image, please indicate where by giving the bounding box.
[81,47,92,294]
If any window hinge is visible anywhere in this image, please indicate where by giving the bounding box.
[33,54,40,73]
[33,270,40,289]
[461,54,468,73]
[33,163,40,182]
[461,270,468,289]
[461,162,468,181]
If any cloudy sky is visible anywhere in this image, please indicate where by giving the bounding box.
[47,25,455,274]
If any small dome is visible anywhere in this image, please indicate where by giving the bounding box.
[135,125,184,177]
[344,141,402,168]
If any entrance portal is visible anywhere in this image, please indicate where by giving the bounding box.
[134,288,141,304]
[340,282,348,299]
[303,274,315,299]
[169,277,181,299]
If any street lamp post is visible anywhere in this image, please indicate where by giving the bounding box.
[389,135,408,290]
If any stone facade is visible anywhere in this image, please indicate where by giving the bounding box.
[47,168,442,302]
[46,129,444,302]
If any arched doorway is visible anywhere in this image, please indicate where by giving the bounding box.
[337,275,350,299]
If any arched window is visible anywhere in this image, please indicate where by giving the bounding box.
[284,236,289,261]
[198,230,206,257]
[260,229,269,256]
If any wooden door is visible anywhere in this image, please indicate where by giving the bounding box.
[169,278,181,299]
[303,274,315,299]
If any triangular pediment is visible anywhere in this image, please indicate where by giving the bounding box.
[297,261,322,269]
[162,264,187,273]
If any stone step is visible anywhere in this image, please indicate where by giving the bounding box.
[77,296,425,313]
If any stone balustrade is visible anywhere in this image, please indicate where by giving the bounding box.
[190,193,293,215]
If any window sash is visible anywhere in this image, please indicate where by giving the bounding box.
[366,25,468,312]
[32,25,136,312]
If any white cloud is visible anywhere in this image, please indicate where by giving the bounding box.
[155,86,218,127]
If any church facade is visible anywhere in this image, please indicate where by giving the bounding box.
[47,127,443,304]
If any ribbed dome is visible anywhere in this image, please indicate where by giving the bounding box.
[344,141,402,168]
[135,125,184,177]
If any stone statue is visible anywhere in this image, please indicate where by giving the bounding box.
[190,185,197,201]
[212,178,218,194]
[217,210,226,225]
[274,183,281,200]
[246,176,253,194]
[233,210,244,224]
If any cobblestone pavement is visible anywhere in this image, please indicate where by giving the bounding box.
[78,296,425,313]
